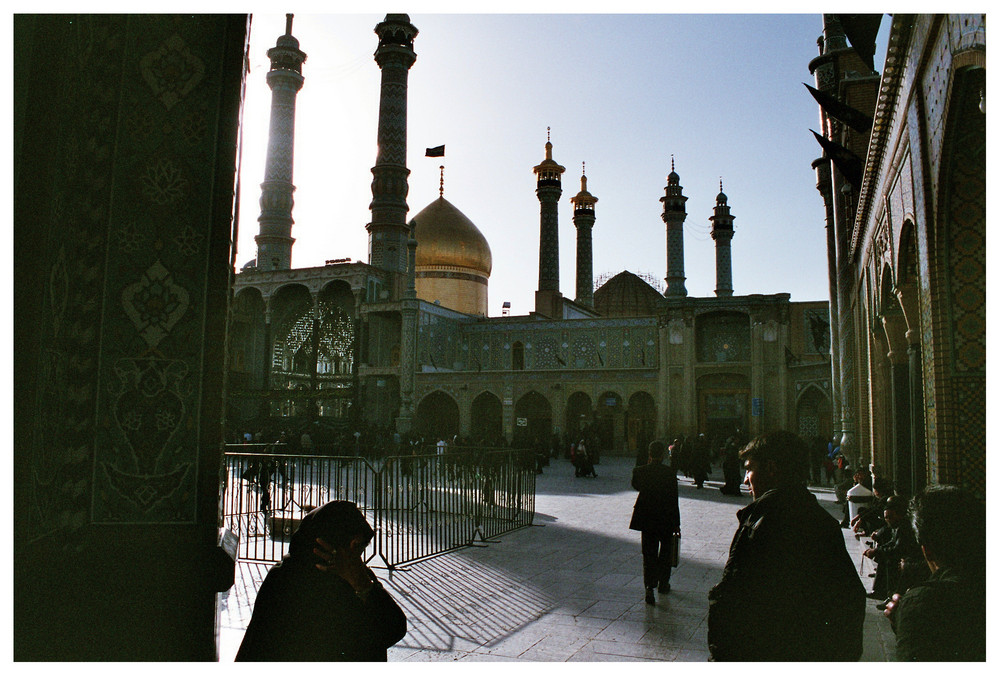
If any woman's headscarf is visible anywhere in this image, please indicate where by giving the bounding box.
[288,501,375,557]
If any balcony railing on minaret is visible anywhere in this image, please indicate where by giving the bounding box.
[367,14,418,274]
[571,162,598,308]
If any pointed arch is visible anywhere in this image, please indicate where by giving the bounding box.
[415,390,460,442]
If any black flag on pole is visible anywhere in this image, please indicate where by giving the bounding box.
[835,14,882,73]
[811,130,865,191]
[803,83,873,135]
[425,145,445,157]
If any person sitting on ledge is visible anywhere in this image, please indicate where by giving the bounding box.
[883,485,985,661]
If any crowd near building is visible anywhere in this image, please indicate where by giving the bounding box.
[14,13,985,660]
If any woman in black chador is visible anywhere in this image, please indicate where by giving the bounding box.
[236,501,407,661]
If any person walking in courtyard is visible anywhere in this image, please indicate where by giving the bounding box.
[691,433,711,488]
[236,501,407,661]
[718,435,744,495]
[629,440,681,605]
[573,438,597,477]
[707,430,865,661]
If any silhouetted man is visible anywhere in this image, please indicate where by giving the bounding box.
[884,485,985,661]
[708,431,865,661]
[629,440,681,605]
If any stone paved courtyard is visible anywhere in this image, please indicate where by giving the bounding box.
[218,456,896,661]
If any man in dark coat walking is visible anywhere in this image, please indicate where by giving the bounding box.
[629,440,681,605]
[708,431,865,661]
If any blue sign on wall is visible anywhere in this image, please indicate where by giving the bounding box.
[752,397,762,417]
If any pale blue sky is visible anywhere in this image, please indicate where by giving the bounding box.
[237,11,890,316]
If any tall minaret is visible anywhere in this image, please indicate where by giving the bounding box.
[661,157,688,297]
[255,14,306,271]
[533,128,565,317]
[368,14,418,274]
[710,178,735,297]
[571,163,598,308]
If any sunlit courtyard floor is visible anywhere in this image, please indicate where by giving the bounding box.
[217,456,895,661]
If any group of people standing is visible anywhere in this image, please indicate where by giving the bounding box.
[234,427,984,662]
[650,430,747,495]
[628,429,985,661]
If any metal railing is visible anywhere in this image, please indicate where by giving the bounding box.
[220,445,536,568]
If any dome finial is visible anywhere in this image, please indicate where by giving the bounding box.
[285,13,294,35]
[581,162,587,191]
[545,127,553,160]
[439,165,445,198]
[720,177,724,192]
[671,155,675,173]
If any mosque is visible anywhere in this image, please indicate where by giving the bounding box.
[228,14,833,454]
[15,13,984,660]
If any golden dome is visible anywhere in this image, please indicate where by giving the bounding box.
[410,197,492,275]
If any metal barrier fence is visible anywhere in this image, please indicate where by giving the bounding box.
[220,445,536,568]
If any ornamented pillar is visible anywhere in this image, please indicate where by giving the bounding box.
[309,294,320,404]
[661,157,688,297]
[896,284,926,491]
[812,156,842,441]
[810,14,857,465]
[571,163,597,308]
[255,14,306,271]
[709,179,735,297]
[262,301,273,420]
[907,341,926,491]
[368,14,418,274]
[882,313,912,494]
[351,288,365,426]
[397,234,418,433]
[534,128,565,317]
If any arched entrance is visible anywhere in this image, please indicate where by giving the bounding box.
[595,391,623,456]
[626,391,656,455]
[269,284,315,421]
[514,390,551,448]
[697,373,749,440]
[564,391,593,443]
[796,385,832,444]
[470,391,503,444]
[228,287,267,427]
[415,390,459,442]
[314,281,357,422]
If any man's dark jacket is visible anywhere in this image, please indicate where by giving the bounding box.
[629,461,680,535]
[870,520,921,567]
[894,566,986,661]
[708,484,866,661]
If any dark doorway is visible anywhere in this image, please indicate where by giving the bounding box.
[514,390,551,448]
[415,390,459,442]
[471,391,503,443]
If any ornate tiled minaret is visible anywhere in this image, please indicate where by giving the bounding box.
[368,14,418,274]
[255,14,306,271]
[661,157,688,297]
[710,178,735,297]
[571,163,597,308]
[534,128,565,318]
